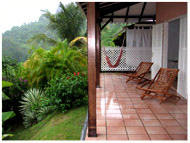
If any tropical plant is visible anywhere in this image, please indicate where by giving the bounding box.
[44,72,88,112]
[27,33,60,50]
[23,39,87,88]
[101,23,125,47]
[2,81,13,100]
[2,81,16,139]
[2,58,28,115]
[42,2,86,42]
[2,56,18,78]
[112,32,126,47]
[69,37,87,56]
[2,111,16,139]
[20,88,52,128]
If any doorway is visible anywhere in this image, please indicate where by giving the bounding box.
[167,19,180,89]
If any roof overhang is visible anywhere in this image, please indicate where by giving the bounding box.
[77,2,156,24]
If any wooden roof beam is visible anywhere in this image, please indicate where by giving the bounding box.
[99,2,139,16]
[139,2,147,23]
[101,18,112,31]
[102,15,155,19]
[99,2,117,8]
[125,7,130,22]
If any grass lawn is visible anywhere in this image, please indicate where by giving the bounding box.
[7,106,87,140]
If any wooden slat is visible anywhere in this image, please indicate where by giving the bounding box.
[87,2,97,137]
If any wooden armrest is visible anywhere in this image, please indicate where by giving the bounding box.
[136,80,152,89]
[137,86,164,94]
[123,73,137,77]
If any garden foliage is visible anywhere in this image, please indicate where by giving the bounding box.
[23,39,87,88]
[2,81,16,139]
[44,72,88,112]
[2,2,88,137]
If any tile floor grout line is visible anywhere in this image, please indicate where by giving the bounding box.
[126,79,151,141]
[104,74,108,140]
[135,81,187,140]
[144,98,174,140]
[117,74,129,140]
[122,75,133,140]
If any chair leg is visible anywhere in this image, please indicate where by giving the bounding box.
[126,77,132,83]
[141,93,146,100]
[137,78,143,85]
[159,96,167,104]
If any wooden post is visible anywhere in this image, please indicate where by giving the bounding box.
[99,22,102,81]
[87,2,97,137]
[96,3,100,88]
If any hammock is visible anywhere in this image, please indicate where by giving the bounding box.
[104,34,125,68]
[104,47,123,68]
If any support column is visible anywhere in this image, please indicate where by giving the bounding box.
[96,3,100,88]
[87,2,97,137]
[99,22,102,82]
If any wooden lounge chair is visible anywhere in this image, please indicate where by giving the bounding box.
[124,62,153,84]
[137,68,180,103]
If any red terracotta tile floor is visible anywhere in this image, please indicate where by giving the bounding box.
[85,73,187,141]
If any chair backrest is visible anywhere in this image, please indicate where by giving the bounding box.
[150,68,179,93]
[136,62,153,76]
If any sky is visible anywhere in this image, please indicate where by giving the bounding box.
[0,0,168,33]
[0,0,76,33]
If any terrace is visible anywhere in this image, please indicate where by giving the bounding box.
[85,73,187,140]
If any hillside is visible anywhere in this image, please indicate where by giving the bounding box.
[7,106,87,140]
[2,15,57,62]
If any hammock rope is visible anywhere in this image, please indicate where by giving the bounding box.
[104,34,125,68]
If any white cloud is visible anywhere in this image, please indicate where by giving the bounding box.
[0,0,74,33]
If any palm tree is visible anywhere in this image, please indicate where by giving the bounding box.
[42,2,86,42]
[23,40,87,88]
[27,34,59,49]
[69,37,87,56]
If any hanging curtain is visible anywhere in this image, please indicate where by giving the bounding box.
[127,28,152,48]
[126,28,152,68]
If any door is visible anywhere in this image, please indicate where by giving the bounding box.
[151,23,163,79]
[168,19,180,70]
[177,16,187,99]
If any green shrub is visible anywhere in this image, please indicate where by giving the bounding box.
[2,57,28,115]
[44,72,88,112]
[20,88,53,128]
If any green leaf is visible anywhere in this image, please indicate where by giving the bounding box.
[2,92,10,100]
[2,111,16,122]
[2,81,13,88]
[2,134,13,139]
